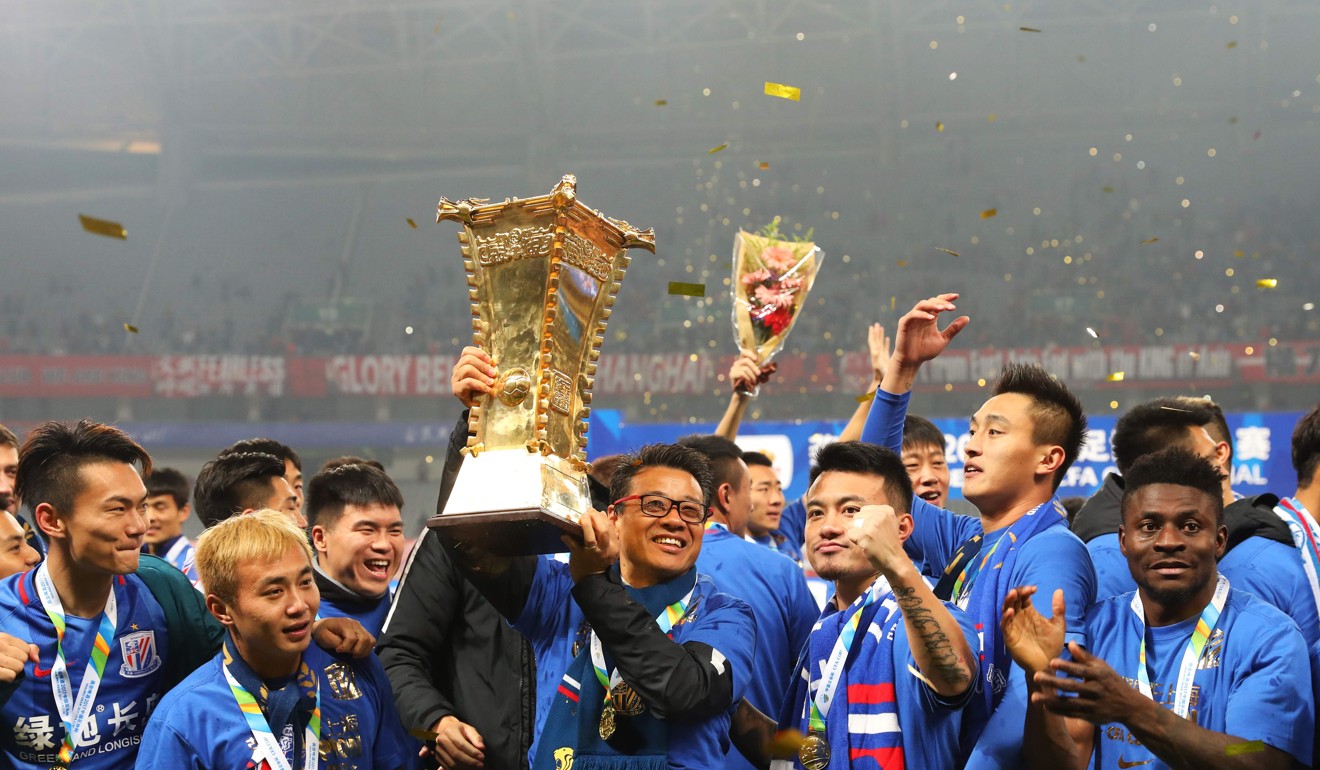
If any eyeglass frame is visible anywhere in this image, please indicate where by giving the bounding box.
[611,493,711,524]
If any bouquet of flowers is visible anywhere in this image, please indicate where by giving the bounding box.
[730,219,825,395]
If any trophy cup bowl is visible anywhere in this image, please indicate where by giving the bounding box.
[427,175,655,555]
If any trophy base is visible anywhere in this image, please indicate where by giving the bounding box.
[427,508,584,555]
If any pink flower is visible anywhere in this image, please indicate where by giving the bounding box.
[778,275,804,291]
[754,284,795,310]
[761,245,797,273]
[741,268,772,286]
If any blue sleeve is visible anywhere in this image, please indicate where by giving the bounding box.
[361,654,422,770]
[684,596,759,706]
[1011,529,1096,647]
[860,388,911,452]
[511,557,573,644]
[779,498,806,553]
[1086,534,1137,602]
[906,496,982,577]
[135,718,204,770]
[782,567,820,664]
[1219,538,1320,647]
[1225,617,1315,765]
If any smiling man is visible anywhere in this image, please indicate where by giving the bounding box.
[0,511,41,579]
[742,451,802,561]
[141,467,198,582]
[449,442,757,770]
[306,462,406,637]
[860,294,1097,770]
[138,510,413,770]
[901,415,951,510]
[1002,448,1314,770]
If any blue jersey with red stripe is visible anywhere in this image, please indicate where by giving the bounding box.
[0,570,170,769]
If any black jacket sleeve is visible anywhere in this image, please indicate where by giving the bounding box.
[571,572,736,720]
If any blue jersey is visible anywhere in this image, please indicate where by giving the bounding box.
[137,640,416,770]
[751,532,803,563]
[0,571,170,769]
[318,593,393,639]
[696,525,817,770]
[1086,533,1134,601]
[1218,536,1320,647]
[778,498,807,557]
[513,558,756,770]
[1085,587,1314,769]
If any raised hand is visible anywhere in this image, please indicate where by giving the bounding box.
[451,346,497,407]
[867,323,892,385]
[1001,586,1066,676]
[846,505,909,575]
[730,350,778,395]
[565,508,619,582]
[891,294,969,370]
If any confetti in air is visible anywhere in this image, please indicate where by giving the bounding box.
[1189,351,1202,361]
[1140,237,1160,245]
[763,82,802,101]
[981,208,998,219]
[856,391,877,404]
[1086,327,1098,339]
[655,99,668,106]
[406,218,418,229]
[668,282,706,297]
[934,247,961,257]
[1107,371,1126,382]
[1256,278,1279,289]
[758,161,771,170]
[1019,26,1043,32]
[708,143,729,154]
[123,323,139,334]
[78,214,127,240]
[936,122,945,132]
[1225,741,1265,757]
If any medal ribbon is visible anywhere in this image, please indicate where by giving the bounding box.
[950,531,1015,604]
[35,563,117,767]
[589,587,696,698]
[807,576,891,732]
[223,662,321,770]
[1276,498,1320,624]
[1129,574,1229,719]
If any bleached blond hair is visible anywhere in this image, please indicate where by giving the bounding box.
[196,508,313,605]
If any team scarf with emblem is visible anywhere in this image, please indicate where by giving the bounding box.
[958,496,1068,712]
[221,635,321,770]
[34,563,117,766]
[536,566,705,770]
[1274,497,1320,626]
[781,576,905,769]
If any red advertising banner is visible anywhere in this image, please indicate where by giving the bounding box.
[0,341,1316,399]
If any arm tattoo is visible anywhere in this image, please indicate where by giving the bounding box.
[894,585,970,686]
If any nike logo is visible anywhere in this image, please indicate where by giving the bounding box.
[32,659,78,678]
[1117,758,1154,768]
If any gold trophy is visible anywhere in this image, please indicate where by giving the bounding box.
[427,175,655,554]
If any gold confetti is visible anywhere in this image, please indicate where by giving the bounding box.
[654,99,668,106]
[1077,55,1086,63]
[707,143,729,155]
[1019,26,1043,32]
[896,260,908,268]
[987,113,997,123]
[1102,186,1114,193]
[434,19,441,34]
[1107,371,1125,382]
[758,161,771,170]
[936,122,945,133]
[764,82,802,101]
[410,727,441,742]
[856,391,877,404]
[934,247,960,257]
[1086,327,1098,339]
[981,208,998,220]
[1226,40,1238,49]
[78,214,127,240]
[123,323,139,334]
[890,296,896,310]
[1189,351,1201,361]
[668,281,706,297]
[406,218,418,229]
[1233,249,1245,257]
[1229,116,1239,124]
[1140,237,1159,245]
[1256,278,1279,289]
[1225,740,1264,756]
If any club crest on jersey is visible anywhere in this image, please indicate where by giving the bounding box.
[324,662,363,700]
[118,629,162,678]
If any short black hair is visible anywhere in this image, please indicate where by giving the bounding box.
[991,363,1087,490]
[194,451,287,529]
[1180,397,1233,461]
[677,435,747,496]
[0,424,18,450]
[1293,403,1320,490]
[320,455,386,473]
[808,441,914,514]
[1111,397,1216,475]
[305,463,405,528]
[902,414,945,453]
[1121,447,1225,525]
[741,451,773,469]
[144,467,191,509]
[609,444,715,507]
[221,438,302,472]
[16,419,152,517]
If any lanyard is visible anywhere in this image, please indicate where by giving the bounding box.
[1276,499,1320,623]
[223,663,321,770]
[35,564,118,767]
[951,530,1016,604]
[1130,574,1229,719]
[808,576,891,732]
[589,587,696,696]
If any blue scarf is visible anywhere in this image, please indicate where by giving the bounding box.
[222,635,318,766]
[781,579,906,769]
[962,496,1067,712]
[536,566,704,770]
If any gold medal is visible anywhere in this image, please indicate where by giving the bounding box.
[609,682,645,716]
[599,700,617,741]
[798,732,831,770]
